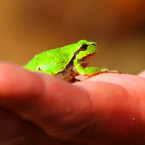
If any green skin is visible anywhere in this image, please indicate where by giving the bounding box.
[24,40,115,81]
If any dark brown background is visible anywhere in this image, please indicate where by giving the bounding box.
[0,0,145,74]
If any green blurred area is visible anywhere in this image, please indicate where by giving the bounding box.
[0,0,145,74]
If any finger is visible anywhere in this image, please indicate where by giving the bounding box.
[85,73,145,98]
[138,70,145,78]
[0,63,127,144]
[77,73,145,144]
[0,63,145,145]
[0,63,86,145]
[0,63,92,143]
[0,108,83,145]
[76,79,145,145]
[0,108,53,145]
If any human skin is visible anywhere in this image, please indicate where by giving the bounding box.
[0,62,144,145]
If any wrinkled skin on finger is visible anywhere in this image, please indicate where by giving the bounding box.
[0,62,144,145]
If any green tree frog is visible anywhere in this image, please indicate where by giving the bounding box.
[24,40,118,82]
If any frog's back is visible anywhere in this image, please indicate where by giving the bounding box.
[24,42,80,75]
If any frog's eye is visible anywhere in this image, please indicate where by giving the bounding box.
[37,66,41,71]
[80,44,88,51]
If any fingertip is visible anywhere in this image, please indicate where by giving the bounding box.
[138,70,145,78]
[0,62,43,100]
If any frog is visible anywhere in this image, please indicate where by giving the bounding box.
[23,40,119,82]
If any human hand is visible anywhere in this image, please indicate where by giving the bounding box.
[0,62,144,145]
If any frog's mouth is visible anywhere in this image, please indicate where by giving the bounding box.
[81,52,97,68]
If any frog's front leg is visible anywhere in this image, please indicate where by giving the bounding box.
[75,65,119,75]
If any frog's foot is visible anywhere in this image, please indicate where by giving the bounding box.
[85,68,121,79]
[100,68,121,74]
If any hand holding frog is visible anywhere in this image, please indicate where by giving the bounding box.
[0,63,144,145]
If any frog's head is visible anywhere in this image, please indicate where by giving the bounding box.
[78,40,98,54]
[74,40,98,67]
[76,40,98,57]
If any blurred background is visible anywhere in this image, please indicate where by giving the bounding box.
[0,0,145,74]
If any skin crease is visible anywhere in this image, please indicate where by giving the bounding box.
[0,63,144,145]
